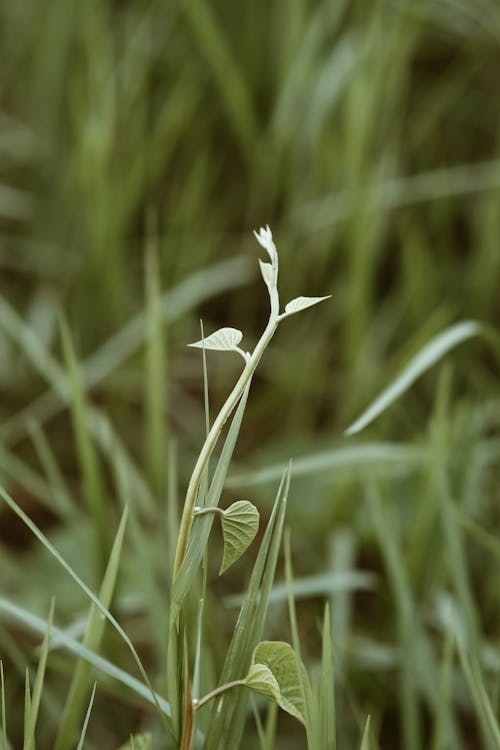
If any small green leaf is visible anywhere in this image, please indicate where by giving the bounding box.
[220,500,260,574]
[245,641,307,724]
[284,296,331,316]
[188,327,243,352]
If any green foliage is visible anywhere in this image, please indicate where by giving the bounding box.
[219,500,260,574]
[245,641,309,725]
[1,0,500,746]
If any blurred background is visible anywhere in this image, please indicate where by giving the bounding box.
[1,0,500,747]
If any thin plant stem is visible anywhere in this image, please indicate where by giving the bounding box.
[172,291,279,579]
[194,680,246,711]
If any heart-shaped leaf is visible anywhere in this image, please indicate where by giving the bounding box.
[188,327,243,352]
[220,500,259,574]
[284,296,331,316]
[244,663,281,702]
[245,641,307,724]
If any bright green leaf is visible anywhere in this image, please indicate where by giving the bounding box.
[188,327,243,352]
[220,500,260,574]
[246,641,307,724]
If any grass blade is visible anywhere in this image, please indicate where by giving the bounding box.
[203,465,290,750]
[0,484,173,736]
[170,382,251,621]
[228,442,427,487]
[1,661,8,750]
[54,507,128,750]
[345,321,482,435]
[75,683,97,750]
[0,596,170,717]
[24,598,55,750]
[144,221,168,497]
[360,715,371,750]
[60,316,109,575]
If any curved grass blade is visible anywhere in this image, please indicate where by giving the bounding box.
[227,442,427,487]
[54,507,128,750]
[345,321,483,436]
[0,256,253,446]
[0,485,173,736]
[0,596,170,717]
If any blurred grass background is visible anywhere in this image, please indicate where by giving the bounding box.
[1,0,500,747]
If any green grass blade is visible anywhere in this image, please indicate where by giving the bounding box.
[0,257,252,446]
[430,623,455,750]
[75,683,97,750]
[0,484,173,736]
[0,596,170,717]
[228,442,427,487]
[23,670,31,750]
[60,316,109,576]
[144,223,168,497]
[367,483,421,750]
[203,465,290,750]
[225,570,376,608]
[54,507,128,750]
[24,598,55,750]
[345,321,483,435]
[178,0,257,157]
[457,639,500,749]
[284,532,313,745]
[320,604,336,750]
[170,381,251,621]
[1,661,8,750]
[27,419,75,519]
[360,715,371,750]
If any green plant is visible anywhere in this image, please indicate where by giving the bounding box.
[0,228,339,749]
[168,226,330,747]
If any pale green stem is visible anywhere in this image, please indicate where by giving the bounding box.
[193,506,224,518]
[193,679,246,711]
[172,312,279,578]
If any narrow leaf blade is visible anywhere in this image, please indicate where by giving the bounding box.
[360,715,371,750]
[345,320,482,436]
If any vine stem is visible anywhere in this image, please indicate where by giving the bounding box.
[193,680,246,711]
[172,311,280,580]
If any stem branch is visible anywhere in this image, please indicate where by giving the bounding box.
[194,680,246,711]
